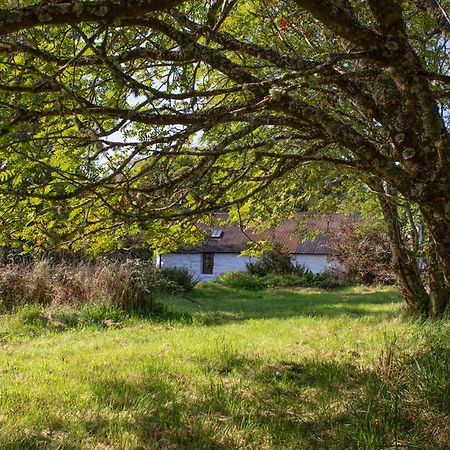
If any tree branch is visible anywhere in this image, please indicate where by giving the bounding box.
[0,0,185,36]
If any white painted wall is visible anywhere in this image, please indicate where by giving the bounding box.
[156,252,340,280]
[291,254,340,274]
[157,253,251,281]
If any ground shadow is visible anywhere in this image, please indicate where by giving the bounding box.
[0,286,402,341]
[3,326,448,449]
[162,285,403,325]
[5,350,444,450]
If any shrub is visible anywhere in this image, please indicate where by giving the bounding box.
[262,269,347,290]
[292,269,347,290]
[246,242,295,276]
[290,263,310,277]
[328,219,396,285]
[245,260,265,277]
[216,269,347,291]
[159,267,199,293]
[216,272,265,291]
[299,271,317,286]
[312,271,347,290]
[262,273,304,288]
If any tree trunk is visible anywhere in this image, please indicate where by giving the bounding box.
[374,183,431,315]
[420,206,450,286]
[375,184,450,317]
[428,240,450,317]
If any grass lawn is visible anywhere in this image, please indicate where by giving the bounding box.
[0,284,449,449]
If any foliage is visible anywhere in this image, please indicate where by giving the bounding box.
[0,259,190,313]
[0,1,448,274]
[159,266,199,293]
[329,219,397,285]
[246,242,296,276]
[1,285,449,449]
[0,1,448,312]
[241,239,348,289]
[218,269,347,290]
[216,271,266,291]
[304,270,348,290]
[260,273,305,288]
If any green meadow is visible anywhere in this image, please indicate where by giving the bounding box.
[1,285,449,449]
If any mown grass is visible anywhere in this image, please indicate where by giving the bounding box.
[0,284,449,449]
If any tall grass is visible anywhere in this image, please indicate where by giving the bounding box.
[0,259,195,313]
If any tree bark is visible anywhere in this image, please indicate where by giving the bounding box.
[0,1,185,36]
[373,182,431,315]
[428,240,450,317]
[374,181,450,317]
[420,206,450,286]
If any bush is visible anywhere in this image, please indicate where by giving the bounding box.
[267,270,347,290]
[311,271,347,290]
[262,273,304,288]
[216,269,347,291]
[242,239,346,289]
[216,272,266,291]
[159,267,199,293]
[290,269,347,290]
[299,271,316,286]
[246,242,295,276]
[328,219,396,285]
[290,263,310,277]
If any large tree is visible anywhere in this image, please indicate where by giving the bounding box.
[0,1,449,312]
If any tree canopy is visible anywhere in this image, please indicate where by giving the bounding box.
[0,1,449,287]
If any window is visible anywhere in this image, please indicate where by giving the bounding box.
[202,253,214,274]
[211,228,223,238]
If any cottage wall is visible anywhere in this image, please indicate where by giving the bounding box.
[291,254,340,274]
[157,253,251,281]
[156,252,340,280]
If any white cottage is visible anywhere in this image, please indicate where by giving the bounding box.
[155,212,350,281]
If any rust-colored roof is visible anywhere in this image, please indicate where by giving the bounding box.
[177,212,356,255]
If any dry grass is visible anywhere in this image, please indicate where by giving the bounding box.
[0,259,166,312]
